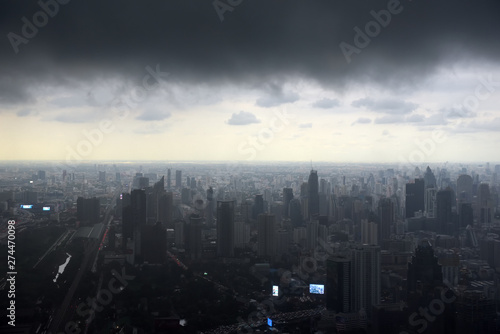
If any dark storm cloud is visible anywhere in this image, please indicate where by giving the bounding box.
[1,0,500,108]
[255,82,300,108]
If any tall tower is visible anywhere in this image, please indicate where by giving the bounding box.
[378,197,394,243]
[405,179,424,218]
[308,170,319,219]
[436,189,453,234]
[252,194,264,219]
[283,188,294,218]
[423,166,437,189]
[257,213,276,259]
[217,200,235,258]
[326,256,353,313]
[457,174,473,203]
[167,168,171,190]
[407,240,443,296]
[352,245,381,318]
[175,170,182,188]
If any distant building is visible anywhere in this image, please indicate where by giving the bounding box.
[77,197,100,226]
[405,179,424,218]
[217,200,235,257]
[175,170,182,188]
[257,213,276,258]
[308,170,319,218]
[326,256,352,313]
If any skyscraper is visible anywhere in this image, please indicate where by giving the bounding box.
[407,240,443,296]
[257,213,276,259]
[252,194,264,219]
[186,214,203,260]
[175,170,182,188]
[352,245,380,318]
[378,198,394,243]
[283,187,294,218]
[326,256,353,313]
[167,168,171,190]
[217,200,235,258]
[405,179,424,218]
[436,189,453,234]
[423,166,436,189]
[457,174,473,202]
[76,197,100,226]
[308,170,319,218]
[289,198,303,228]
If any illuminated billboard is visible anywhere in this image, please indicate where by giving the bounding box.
[20,204,33,209]
[267,318,272,327]
[272,285,279,297]
[309,284,325,294]
[43,206,51,211]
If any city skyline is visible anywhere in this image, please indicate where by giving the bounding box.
[1,1,500,163]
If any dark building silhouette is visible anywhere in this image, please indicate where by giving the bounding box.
[407,240,443,296]
[436,189,453,234]
[423,166,437,189]
[206,187,215,227]
[158,191,173,227]
[77,197,100,226]
[257,213,276,259]
[252,194,264,219]
[378,197,394,243]
[141,222,166,264]
[456,291,497,334]
[217,200,235,257]
[405,179,424,218]
[326,256,352,313]
[167,168,171,190]
[459,202,473,228]
[186,214,203,260]
[308,170,319,218]
[175,170,182,188]
[289,198,303,228]
[283,187,294,218]
[122,193,132,241]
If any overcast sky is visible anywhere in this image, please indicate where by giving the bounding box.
[1,0,500,164]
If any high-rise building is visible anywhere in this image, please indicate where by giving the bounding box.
[378,198,394,243]
[361,220,378,245]
[257,213,276,258]
[252,194,264,219]
[457,174,473,203]
[289,198,303,228]
[121,193,132,241]
[407,240,443,296]
[306,219,319,250]
[405,179,424,218]
[167,169,171,190]
[283,188,294,218]
[423,166,436,189]
[186,214,202,260]
[436,189,453,234]
[326,256,353,313]
[206,187,215,227]
[477,183,491,224]
[141,222,166,264]
[308,170,319,218]
[175,170,182,188]
[459,202,473,228]
[77,197,100,226]
[217,200,235,258]
[158,192,173,227]
[352,245,380,318]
